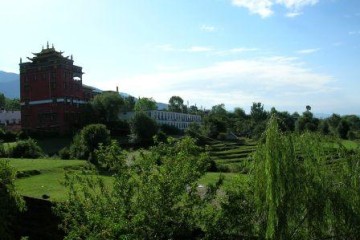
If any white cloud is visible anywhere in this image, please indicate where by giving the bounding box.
[232,0,274,18]
[231,0,319,18]
[276,0,318,10]
[105,56,334,111]
[214,47,259,56]
[156,44,212,53]
[332,42,343,47]
[200,24,217,32]
[286,11,302,17]
[296,48,320,54]
[349,31,360,35]
[186,46,213,52]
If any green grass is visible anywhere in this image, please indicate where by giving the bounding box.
[341,140,360,149]
[3,157,247,202]
[206,138,257,173]
[2,142,16,153]
[7,158,85,172]
[1,158,87,201]
[199,172,248,187]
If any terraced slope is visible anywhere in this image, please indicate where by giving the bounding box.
[206,138,258,172]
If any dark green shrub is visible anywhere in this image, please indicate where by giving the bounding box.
[0,142,5,157]
[70,124,110,161]
[4,131,17,142]
[160,124,182,135]
[10,139,43,158]
[106,120,130,136]
[154,131,167,143]
[59,147,71,160]
[0,160,26,238]
[0,128,5,141]
[129,112,158,146]
[217,132,227,140]
[16,131,28,140]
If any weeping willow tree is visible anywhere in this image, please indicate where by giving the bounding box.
[251,115,360,239]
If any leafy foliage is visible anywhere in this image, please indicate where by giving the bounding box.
[0,160,26,238]
[134,97,157,111]
[70,124,110,161]
[10,138,43,158]
[0,93,20,111]
[91,92,124,123]
[168,96,186,113]
[252,115,360,239]
[129,112,158,145]
[56,137,218,239]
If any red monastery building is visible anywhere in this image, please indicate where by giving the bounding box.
[20,43,95,134]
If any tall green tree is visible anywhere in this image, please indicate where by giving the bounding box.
[91,92,124,123]
[337,119,350,139]
[295,107,319,132]
[129,112,158,145]
[122,95,136,112]
[5,98,20,111]
[250,102,268,123]
[168,96,185,113]
[0,93,5,109]
[70,124,110,161]
[252,115,360,239]
[134,97,157,112]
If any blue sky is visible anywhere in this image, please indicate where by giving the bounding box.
[1,0,359,114]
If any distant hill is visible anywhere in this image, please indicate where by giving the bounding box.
[0,71,20,98]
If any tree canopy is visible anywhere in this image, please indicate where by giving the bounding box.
[134,97,157,112]
[168,96,186,113]
[91,92,124,123]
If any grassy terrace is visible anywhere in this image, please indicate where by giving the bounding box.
[2,138,358,202]
[5,159,87,201]
[2,157,244,202]
[207,138,257,172]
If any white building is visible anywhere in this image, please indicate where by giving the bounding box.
[119,110,201,130]
[0,110,21,126]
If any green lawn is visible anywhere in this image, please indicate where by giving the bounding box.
[341,140,360,149]
[1,158,87,201]
[199,172,248,188]
[3,158,237,202]
[7,158,85,172]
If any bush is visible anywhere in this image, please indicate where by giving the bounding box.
[106,120,130,136]
[0,161,26,238]
[0,128,5,141]
[217,132,227,140]
[129,112,158,146]
[16,131,28,140]
[70,124,110,161]
[160,124,182,135]
[10,139,43,158]
[3,131,17,142]
[0,142,5,157]
[59,147,71,160]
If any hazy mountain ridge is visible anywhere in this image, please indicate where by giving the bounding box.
[0,71,20,98]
